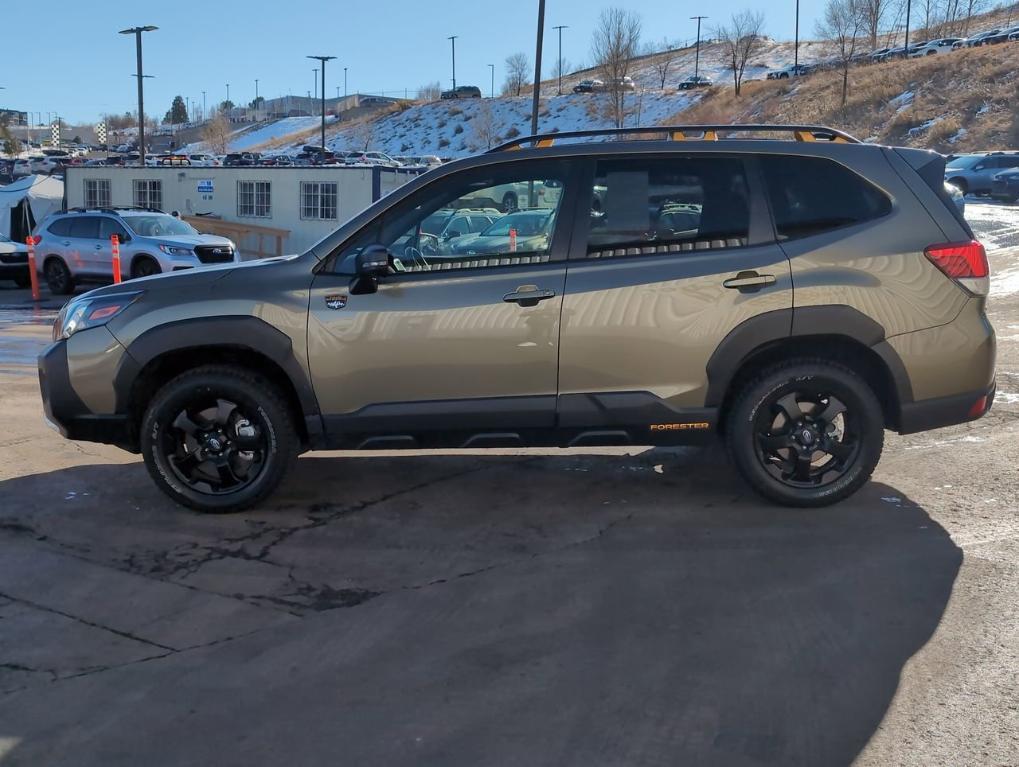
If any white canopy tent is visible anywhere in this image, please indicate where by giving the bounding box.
[0,175,64,242]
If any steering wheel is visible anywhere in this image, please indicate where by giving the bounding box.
[403,246,430,269]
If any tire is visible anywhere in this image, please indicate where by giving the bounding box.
[140,365,299,513]
[43,257,74,295]
[502,192,518,212]
[725,359,884,508]
[130,255,161,279]
[948,177,968,195]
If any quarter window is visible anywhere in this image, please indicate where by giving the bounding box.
[237,180,271,218]
[300,181,338,220]
[133,179,162,210]
[586,157,751,258]
[83,178,111,209]
[760,155,892,240]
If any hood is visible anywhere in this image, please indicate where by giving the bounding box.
[132,233,235,248]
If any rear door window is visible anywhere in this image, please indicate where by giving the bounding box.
[759,154,891,241]
[586,156,751,258]
[47,218,72,236]
[68,216,100,239]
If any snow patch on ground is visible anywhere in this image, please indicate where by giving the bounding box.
[907,117,942,137]
[891,90,914,113]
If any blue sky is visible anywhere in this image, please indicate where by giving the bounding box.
[4,0,821,125]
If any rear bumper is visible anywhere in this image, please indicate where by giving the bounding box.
[898,383,995,434]
[38,339,135,450]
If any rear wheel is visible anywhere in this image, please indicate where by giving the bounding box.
[130,255,161,279]
[726,359,884,507]
[43,257,74,295]
[141,365,299,513]
[948,177,968,195]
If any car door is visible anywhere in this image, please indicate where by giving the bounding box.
[557,153,792,433]
[308,159,581,447]
[98,217,129,279]
[66,216,102,276]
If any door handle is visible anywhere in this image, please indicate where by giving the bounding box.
[62,240,71,246]
[722,271,776,292]
[503,285,556,307]
[94,244,103,250]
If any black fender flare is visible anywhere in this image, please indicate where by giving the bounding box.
[113,316,320,419]
[704,306,913,408]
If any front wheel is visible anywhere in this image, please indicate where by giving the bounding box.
[44,257,74,295]
[141,365,299,513]
[130,255,161,279]
[726,359,884,507]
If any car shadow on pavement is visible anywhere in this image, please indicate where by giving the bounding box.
[0,447,961,767]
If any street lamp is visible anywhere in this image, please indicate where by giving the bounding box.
[794,0,800,70]
[448,35,458,90]
[690,16,708,81]
[904,0,912,52]
[488,63,495,98]
[119,25,157,165]
[226,83,230,105]
[553,25,568,96]
[307,55,336,151]
[202,90,207,122]
[344,67,348,98]
[530,0,546,137]
[312,69,318,113]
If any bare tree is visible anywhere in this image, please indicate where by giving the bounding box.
[715,10,765,97]
[551,57,572,80]
[201,114,232,154]
[470,100,498,151]
[351,117,376,151]
[591,7,642,127]
[504,53,531,97]
[860,0,890,48]
[648,39,679,89]
[817,0,865,109]
[417,81,442,101]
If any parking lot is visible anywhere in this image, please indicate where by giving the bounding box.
[0,203,1016,766]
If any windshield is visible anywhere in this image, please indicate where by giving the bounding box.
[946,155,983,169]
[124,215,197,237]
[481,211,550,237]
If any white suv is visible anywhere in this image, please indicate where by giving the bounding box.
[909,38,962,56]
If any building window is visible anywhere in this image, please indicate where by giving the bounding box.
[84,178,111,209]
[133,179,163,210]
[238,180,271,218]
[300,181,338,220]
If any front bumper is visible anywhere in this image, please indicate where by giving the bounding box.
[38,339,135,450]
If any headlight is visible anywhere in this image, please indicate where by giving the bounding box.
[54,292,142,341]
[158,244,194,256]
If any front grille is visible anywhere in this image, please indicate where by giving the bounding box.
[194,245,234,264]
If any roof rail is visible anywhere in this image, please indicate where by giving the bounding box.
[488,124,862,152]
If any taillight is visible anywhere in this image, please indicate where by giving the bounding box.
[924,240,989,295]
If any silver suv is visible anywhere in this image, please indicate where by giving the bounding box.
[34,208,239,295]
[944,152,1019,195]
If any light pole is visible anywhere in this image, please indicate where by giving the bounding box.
[530,0,545,137]
[690,16,708,81]
[185,95,190,123]
[119,25,157,165]
[308,55,336,151]
[226,83,230,106]
[553,25,568,96]
[488,63,495,97]
[448,35,458,90]
[202,90,207,121]
[904,0,912,53]
[794,0,800,70]
[255,78,259,110]
[312,69,318,113]
[344,67,348,98]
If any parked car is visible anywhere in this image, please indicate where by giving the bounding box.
[0,232,30,287]
[186,154,219,167]
[12,159,31,177]
[767,64,813,79]
[344,151,400,167]
[572,79,605,93]
[678,75,713,90]
[440,85,482,99]
[37,123,995,513]
[958,29,1001,47]
[33,208,239,294]
[29,155,63,174]
[909,38,962,56]
[157,155,192,167]
[868,47,892,61]
[611,76,637,91]
[982,25,1019,44]
[224,152,260,167]
[944,152,1019,195]
[396,207,502,255]
[990,168,1019,202]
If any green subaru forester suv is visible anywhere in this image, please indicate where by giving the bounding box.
[38,125,996,512]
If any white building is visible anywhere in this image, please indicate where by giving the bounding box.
[64,165,421,258]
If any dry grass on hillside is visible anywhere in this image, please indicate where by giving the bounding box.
[675,43,1019,151]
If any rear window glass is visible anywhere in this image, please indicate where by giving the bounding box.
[47,218,72,236]
[760,155,891,240]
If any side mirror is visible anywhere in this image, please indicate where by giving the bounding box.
[357,244,391,277]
